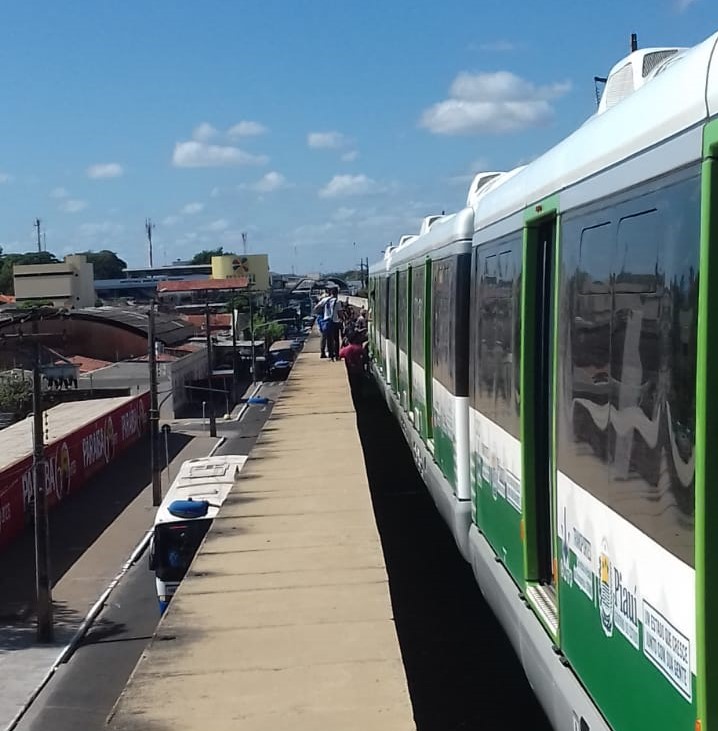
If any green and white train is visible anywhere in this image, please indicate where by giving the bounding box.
[369,32,718,731]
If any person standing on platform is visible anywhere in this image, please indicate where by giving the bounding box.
[314,287,342,360]
[339,332,367,398]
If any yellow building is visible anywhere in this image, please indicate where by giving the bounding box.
[211,254,270,291]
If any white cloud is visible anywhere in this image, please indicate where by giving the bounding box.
[243,171,291,193]
[181,202,204,215]
[675,0,698,10]
[206,219,229,232]
[192,122,218,142]
[308,131,347,149]
[87,162,124,179]
[341,150,359,162]
[332,207,356,221]
[0,172,12,184]
[162,215,180,226]
[420,70,571,135]
[210,187,222,198]
[78,221,124,238]
[474,40,517,52]
[228,120,268,138]
[319,174,375,198]
[172,140,268,167]
[59,199,87,213]
[50,186,69,198]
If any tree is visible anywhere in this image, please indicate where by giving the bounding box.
[0,251,59,295]
[79,250,127,279]
[191,247,233,265]
[0,376,32,417]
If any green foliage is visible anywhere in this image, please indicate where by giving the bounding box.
[17,300,53,309]
[0,375,32,416]
[191,247,236,265]
[78,250,127,279]
[0,251,59,295]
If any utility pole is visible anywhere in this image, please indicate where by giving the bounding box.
[145,218,155,269]
[249,293,256,384]
[148,304,162,506]
[231,304,239,401]
[34,219,42,254]
[31,319,53,642]
[204,302,217,437]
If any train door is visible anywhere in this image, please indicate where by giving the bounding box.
[425,258,434,445]
[407,266,413,410]
[393,270,400,392]
[522,203,559,636]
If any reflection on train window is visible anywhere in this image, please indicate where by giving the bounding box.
[432,254,470,396]
[412,265,426,367]
[388,274,396,340]
[398,269,409,355]
[470,237,522,438]
[557,171,699,566]
[616,210,660,293]
[571,222,613,472]
[432,258,456,391]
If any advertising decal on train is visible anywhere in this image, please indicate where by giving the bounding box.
[0,393,149,551]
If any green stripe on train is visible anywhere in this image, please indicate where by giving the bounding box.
[559,553,696,731]
[472,453,525,585]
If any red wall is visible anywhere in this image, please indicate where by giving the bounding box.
[0,393,150,551]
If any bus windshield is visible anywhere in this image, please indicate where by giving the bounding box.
[155,519,211,582]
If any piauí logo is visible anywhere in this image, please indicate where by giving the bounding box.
[560,507,573,588]
[599,538,614,637]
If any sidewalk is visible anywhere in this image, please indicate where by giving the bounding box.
[0,432,218,731]
[108,339,415,730]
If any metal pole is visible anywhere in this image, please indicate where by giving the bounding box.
[164,428,170,484]
[32,336,53,642]
[148,304,162,506]
[231,306,239,402]
[250,295,256,384]
[205,302,217,437]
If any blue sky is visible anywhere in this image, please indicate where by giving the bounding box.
[0,0,714,273]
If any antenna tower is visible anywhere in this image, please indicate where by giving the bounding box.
[241,232,248,255]
[145,218,155,268]
[34,219,42,253]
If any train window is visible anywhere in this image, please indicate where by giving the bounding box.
[398,270,408,354]
[557,171,699,566]
[615,210,660,293]
[431,253,470,396]
[412,265,425,367]
[387,275,395,340]
[432,258,455,392]
[470,237,522,438]
[578,223,612,295]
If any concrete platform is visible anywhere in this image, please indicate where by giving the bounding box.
[108,338,415,731]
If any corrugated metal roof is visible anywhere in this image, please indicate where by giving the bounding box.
[71,306,196,346]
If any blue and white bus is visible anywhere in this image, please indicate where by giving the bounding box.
[148,455,246,612]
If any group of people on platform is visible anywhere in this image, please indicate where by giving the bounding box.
[314,287,369,394]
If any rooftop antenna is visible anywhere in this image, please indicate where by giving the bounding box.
[145,218,155,268]
[241,232,248,255]
[630,32,638,53]
[34,218,42,253]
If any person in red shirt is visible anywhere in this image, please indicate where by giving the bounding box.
[339,332,366,398]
